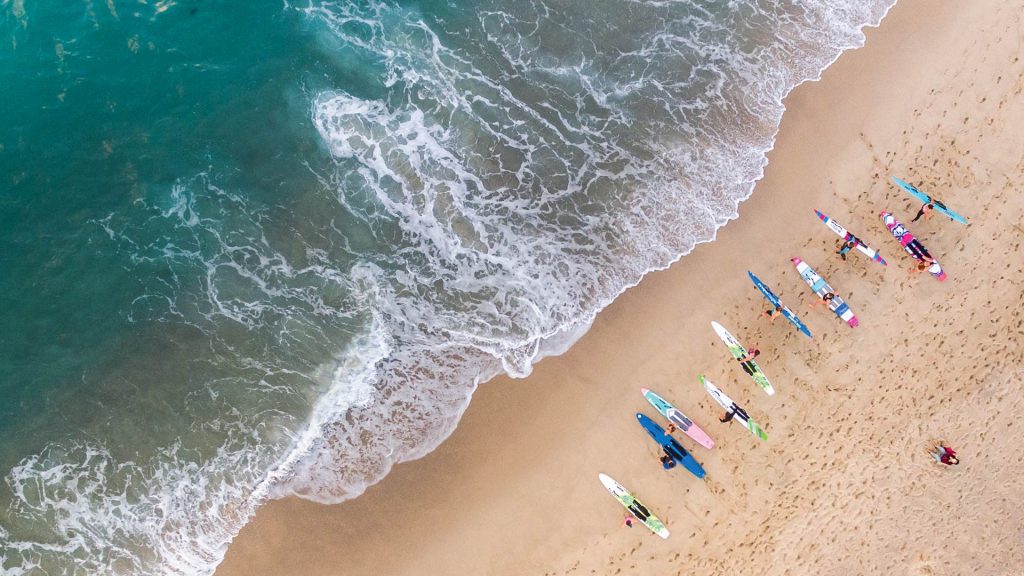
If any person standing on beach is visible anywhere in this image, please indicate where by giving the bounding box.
[910,256,935,275]
[911,202,934,223]
[622,515,635,529]
[720,403,748,423]
[929,443,959,465]
[737,347,760,375]
[762,306,782,323]
[808,292,835,310]
[659,453,677,470]
[836,239,857,260]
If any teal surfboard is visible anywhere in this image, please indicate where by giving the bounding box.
[892,176,969,224]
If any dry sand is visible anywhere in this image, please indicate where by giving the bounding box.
[217,1,1024,574]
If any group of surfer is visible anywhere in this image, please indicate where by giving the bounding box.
[622,183,962,532]
[759,193,963,464]
[837,222,938,276]
[837,235,935,274]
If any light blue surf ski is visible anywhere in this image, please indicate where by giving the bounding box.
[892,177,969,225]
[748,271,812,338]
[636,413,706,479]
[641,388,715,449]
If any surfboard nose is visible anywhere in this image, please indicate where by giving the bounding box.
[640,387,649,395]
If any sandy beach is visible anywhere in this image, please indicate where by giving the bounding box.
[217,1,1024,574]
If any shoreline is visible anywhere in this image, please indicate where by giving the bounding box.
[217,1,1024,574]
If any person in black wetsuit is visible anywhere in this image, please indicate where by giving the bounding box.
[720,403,749,423]
[911,202,934,223]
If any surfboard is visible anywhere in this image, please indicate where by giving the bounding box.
[891,177,969,225]
[814,209,887,266]
[636,413,706,479]
[598,473,670,539]
[709,322,775,395]
[879,211,948,281]
[791,258,859,327]
[640,388,715,449]
[700,375,768,441]
[747,271,812,338]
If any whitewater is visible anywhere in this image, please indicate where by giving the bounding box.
[0,0,894,573]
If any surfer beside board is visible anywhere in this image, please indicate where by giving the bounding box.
[748,271,812,338]
[892,176,969,225]
[879,211,947,281]
[814,209,887,266]
[700,375,768,441]
[710,322,775,395]
[598,474,670,538]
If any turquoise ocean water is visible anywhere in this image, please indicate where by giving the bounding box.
[1,0,892,573]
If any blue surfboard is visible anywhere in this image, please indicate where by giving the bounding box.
[636,413,706,479]
[748,271,812,338]
[892,176,969,224]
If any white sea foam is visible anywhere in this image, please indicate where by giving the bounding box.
[282,0,901,506]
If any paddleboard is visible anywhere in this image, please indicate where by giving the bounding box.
[814,209,887,266]
[640,388,715,449]
[791,258,859,327]
[636,413,706,479]
[879,211,947,281]
[709,322,775,395]
[892,177,969,224]
[598,473,670,539]
[747,271,812,338]
[700,375,768,441]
